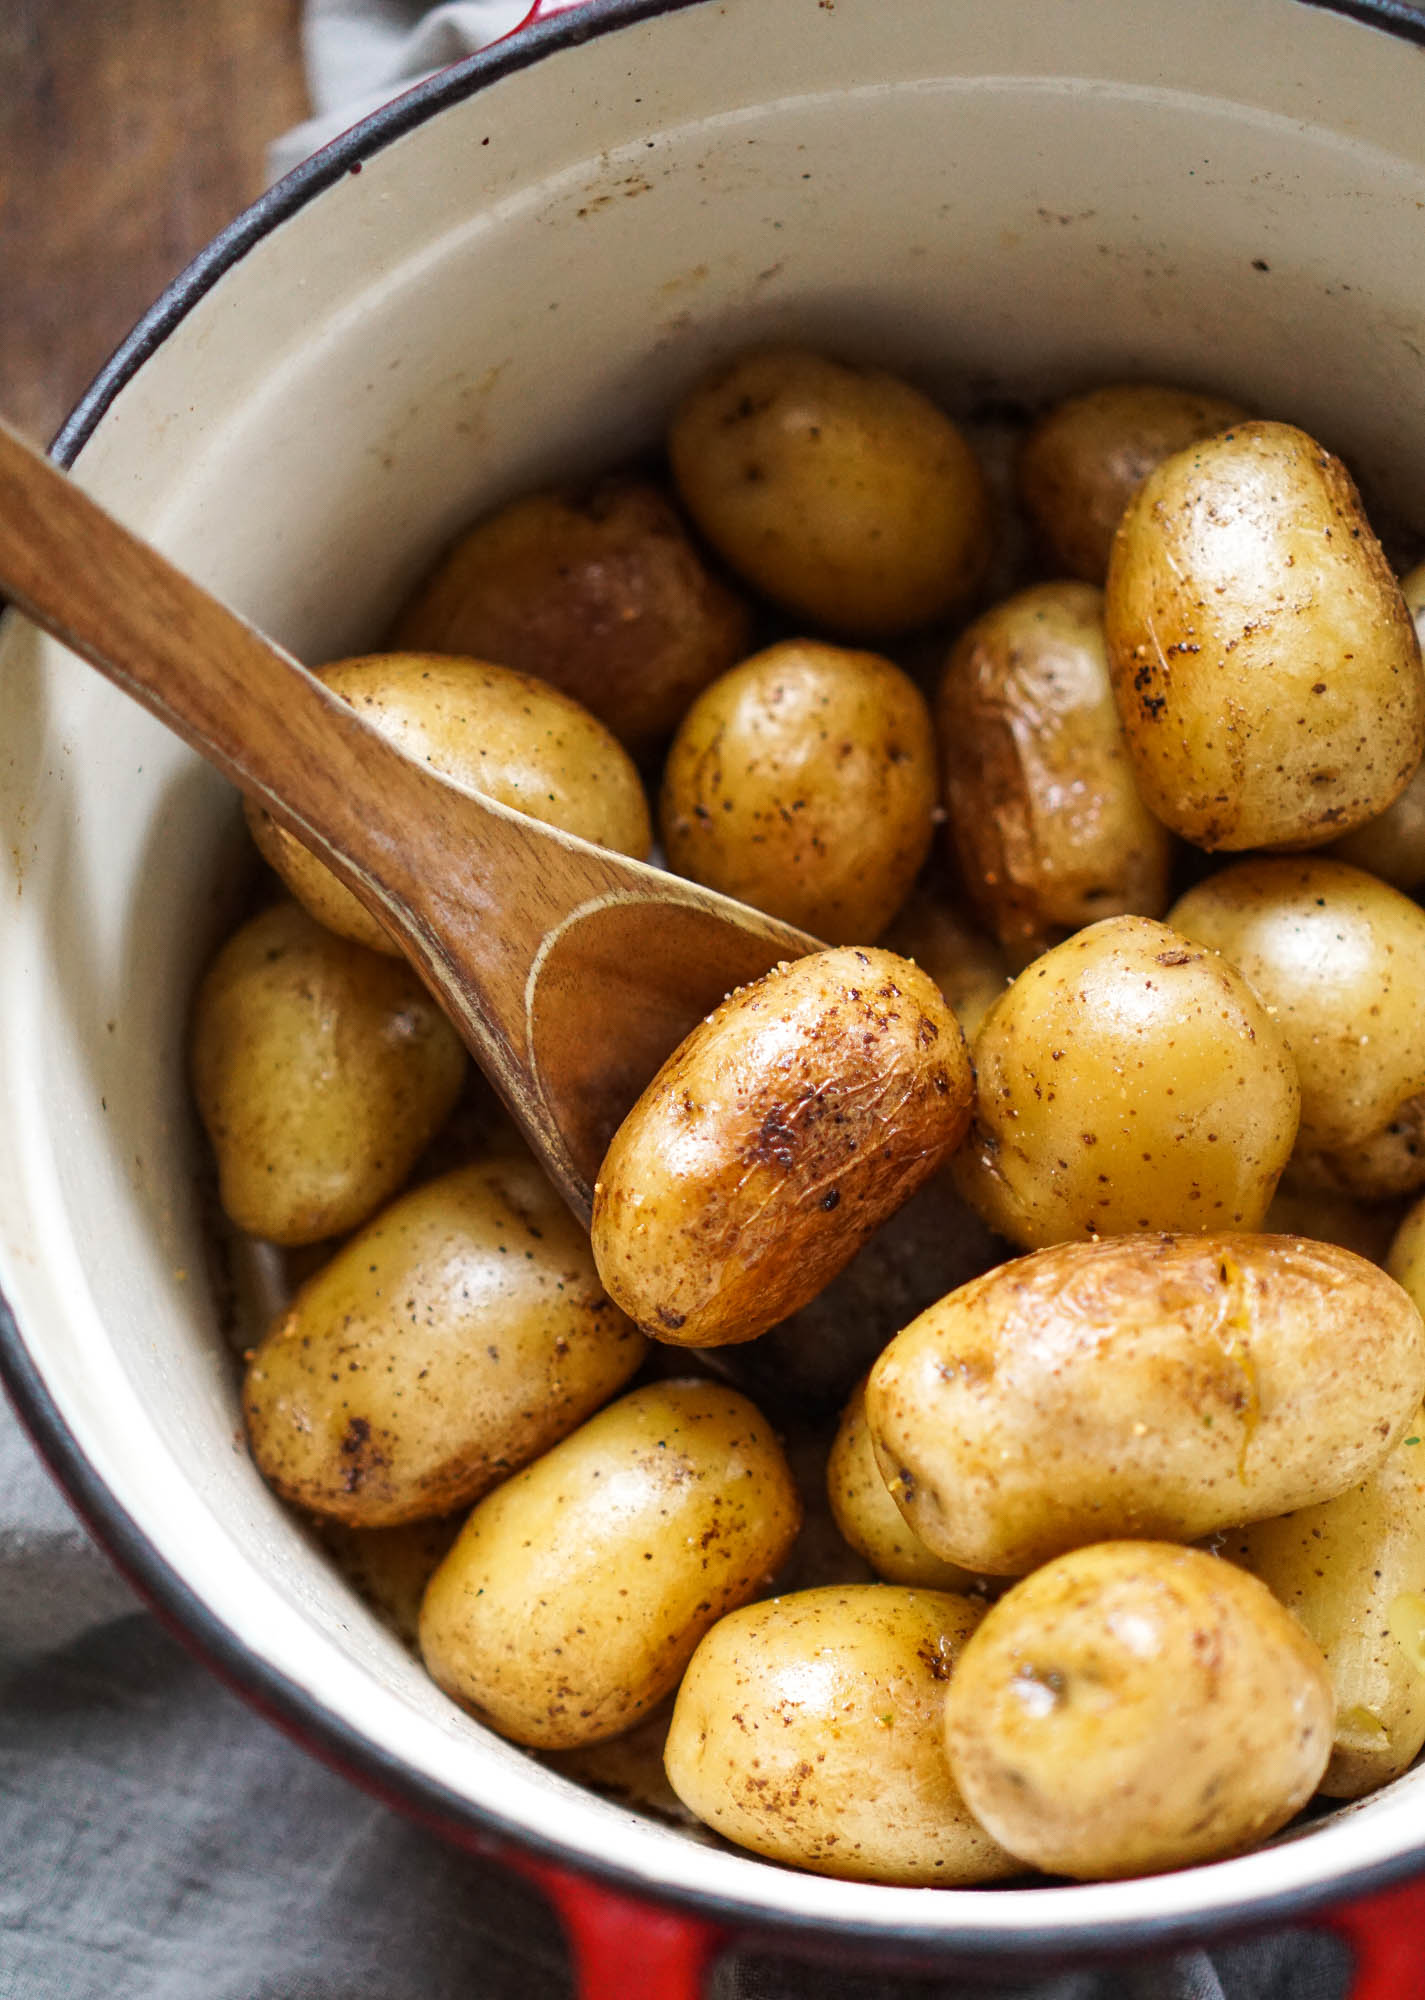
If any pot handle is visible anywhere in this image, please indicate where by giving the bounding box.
[1327,1877,1425,1998]
[513,1855,727,2000]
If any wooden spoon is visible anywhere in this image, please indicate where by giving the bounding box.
[0,417,821,1222]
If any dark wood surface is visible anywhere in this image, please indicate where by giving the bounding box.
[1,0,309,447]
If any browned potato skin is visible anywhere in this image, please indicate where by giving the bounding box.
[866,1232,1425,1575]
[827,1378,983,1590]
[1105,421,1425,850]
[937,582,1174,965]
[880,884,1009,1044]
[659,640,937,944]
[943,1542,1333,1878]
[243,1156,645,1526]
[388,480,751,749]
[1330,563,1425,887]
[591,948,973,1347]
[247,653,653,954]
[665,1585,1019,1884]
[191,900,466,1246]
[418,1380,801,1748]
[669,348,992,637]
[952,915,1299,1250]
[1017,383,1249,583]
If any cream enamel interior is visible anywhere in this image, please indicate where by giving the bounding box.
[4,0,1425,1954]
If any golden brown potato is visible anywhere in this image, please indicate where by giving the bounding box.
[388,479,751,748]
[591,948,973,1346]
[418,1379,801,1748]
[936,581,1173,965]
[1389,1193,1425,1312]
[1017,383,1249,583]
[952,915,1299,1249]
[1104,421,1425,850]
[1289,1099,1425,1203]
[664,1585,1018,1884]
[668,347,991,637]
[658,639,937,944]
[866,1232,1425,1575]
[1218,1405,1425,1798]
[243,1156,645,1525]
[827,1378,982,1590]
[880,884,1009,1044]
[247,652,652,954]
[191,900,466,1246]
[943,1542,1333,1878]
[1329,561,1425,886]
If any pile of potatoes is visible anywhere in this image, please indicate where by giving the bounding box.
[191,346,1425,1888]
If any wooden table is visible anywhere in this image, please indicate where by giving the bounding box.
[1,1,309,447]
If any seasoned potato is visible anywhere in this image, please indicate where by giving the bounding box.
[243,1156,645,1526]
[1219,1405,1425,1798]
[191,900,466,1246]
[827,1379,982,1590]
[389,479,751,748]
[592,948,973,1346]
[1104,421,1425,850]
[866,1232,1425,1574]
[952,915,1299,1249]
[659,639,937,944]
[418,1380,800,1748]
[669,347,991,636]
[1016,383,1249,582]
[1330,562,1425,886]
[943,1542,1333,1878]
[880,884,1009,1044]
[247,653,652,954]
[936,581,1173,964]
[665,1585,1018,1884]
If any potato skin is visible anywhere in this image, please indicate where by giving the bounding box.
[418,1380,801,1748]
[243,1156,645,1525]
[389,479,751,748]
[591,947,973,1346]
[880,885,1009,1044]
[191,900,466,1246]
[1105,421,1425,850]
[865,1232,1425,1575]
[943,1542,1333,1878]
[1329,561,1425,887]
[669,347,991,637]
[952,915,1299,1250]
[827,1378,982,1590]
[664,1585,1018,1884]
[659,640,937,944]
[937,581,1173,965]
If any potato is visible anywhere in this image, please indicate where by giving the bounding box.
[1016,383,1249,583]
[1218,1405,1425,1798]
[826,1378,982,1590]
[1263,1182,1403,1267]
[951,915,1299,1249]
[388,479,751,748]
[1104,420,1425,849]
[1289,1099,1425,1203]
[1169,858,1425,1161]
[880,884,1009,1044]
[191,900,466,1246]
[418,1379,801,1748]
[545,1698,707,1834]
[1389,1194,1425,1311]
[664,1585,1019,1885]
[668,347,991,637]
[865,1232,1425,1575]
[658,640,937,944]
[315,1515,463,1650]
[243,1156,645,1526]
[591,948,973,1346]
[943,1542,1333,1878]
[246,652,652,954]
[1330,563,1425,886]
[936,581,1174,965]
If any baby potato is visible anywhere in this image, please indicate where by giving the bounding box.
[1263,1182,1403,1267]
[943,1542,1333,1878]
[659,639,937,944]
[866,1231,1425,1575]
[418,1379,801,1748]
[247,653,652,954]
[388,478,751,748]
[937,581,1174,965]
[669,347,991,637]
[315,1515,463,1651]
[1169,858,1425,1160]
[1219,1405,1425,1798]
[1105,420,1425,850]
[1016,382,1249,582]
[880,884,1009,1044]
[664,1585,1019,1885]
[952,914,1298,1249]
[191,900,466,1246]
[827,1378,982,1590]
[243,1156,645,1526]
[1330,564,1425,887]
[592,947,973,1347]
[1289,1099,1425,1203]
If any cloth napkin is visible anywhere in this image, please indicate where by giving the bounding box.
[0,6,1362,1994]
